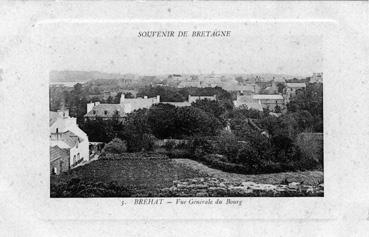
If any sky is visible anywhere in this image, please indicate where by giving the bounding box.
[43,21,324,77]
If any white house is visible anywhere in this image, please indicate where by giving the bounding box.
[84,94,160,121]
[234,94,284,112]
[50,110,89,174]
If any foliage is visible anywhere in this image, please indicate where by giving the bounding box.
[147,103,177,139]
[118,108,151,152]
[137,86,186,102]
[214,131,240,162]
[50,178,131,197]
[175,106,222,138]
[81,119,121,143]
[103,138,127,154]
[188,137,214,158]
[287,83,323,132]
[277,83,286,94]
[191,99,225,119]
[295,133,323,170]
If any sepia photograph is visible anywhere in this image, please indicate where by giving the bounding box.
[5,1,369,235]
[48,22,324,198]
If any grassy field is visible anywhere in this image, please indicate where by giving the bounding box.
[51,158,208,191]
[51,156,323,197]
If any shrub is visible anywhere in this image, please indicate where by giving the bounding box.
[295,133,323,170]
[50,179,131,197]
[214,131,240,162]
[163,140,176,151]
[103,138,127,154]
[166,149,193,159]
[142,133,157,151]
[189,137,214,158]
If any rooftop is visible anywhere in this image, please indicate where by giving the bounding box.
[85,104,126,118]
[286,83,306,88]
[253,94,284,100]
[50,131,83,148]
[50,146,69,162]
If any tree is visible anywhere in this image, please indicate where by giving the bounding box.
[226,106,263,120]
[106,96,114,104]
[277,83,285,94]
[191,99,225,119]
[118,108,151,152]
[147,103,177,139]
[287,83,323,132]
[103,138,127,154]
[81,119,116,143]
[274,105,281,113]
[174,106,222,138]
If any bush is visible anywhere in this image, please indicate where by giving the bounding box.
[214,131,240,162]
[166,149,194,159]
[103,138,127,154]
[163,140,177,151]
[142,133,157,151]
[189,137,214,158]
[295,133,323,170]
[50,179,131,197]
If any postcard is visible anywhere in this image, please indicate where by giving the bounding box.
[0,1,368,236]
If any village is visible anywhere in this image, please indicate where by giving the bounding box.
[49,72,323,197]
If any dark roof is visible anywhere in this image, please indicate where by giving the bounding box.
[50,131,83,148]
[85,104,126,118]
[50,146,69,162]
[62,131,83,147]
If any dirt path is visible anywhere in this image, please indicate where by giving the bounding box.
[173,158,323,186]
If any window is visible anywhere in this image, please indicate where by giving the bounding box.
[73,155,76,164]
[104,110,108,115]
[77,153,80,160]
[93,110,96,115]
[56,128,58,133]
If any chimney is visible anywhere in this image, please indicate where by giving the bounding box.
[156,95,160,103]
[144,96,148,99]
[87,103,95,114]
[57,109,69,118]
[120,93,125,104]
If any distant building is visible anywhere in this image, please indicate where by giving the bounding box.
[234,94,284,111]
[161,101,191,107]
[310,73,323,83]
[50,110,89,175]
[84,94,160,121]
[188,95,217,103]
[120,94,160,112]
[178,81,202,88]
[84,102,127,121]
[263,79,279,94]
[222,83,259,93]
[162,95,216,107]
[285,83,306,102]
[234,94,263,111]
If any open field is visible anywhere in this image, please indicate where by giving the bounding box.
[51,158,208,191]
[174,159,323,186]
[51,156,323,197]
